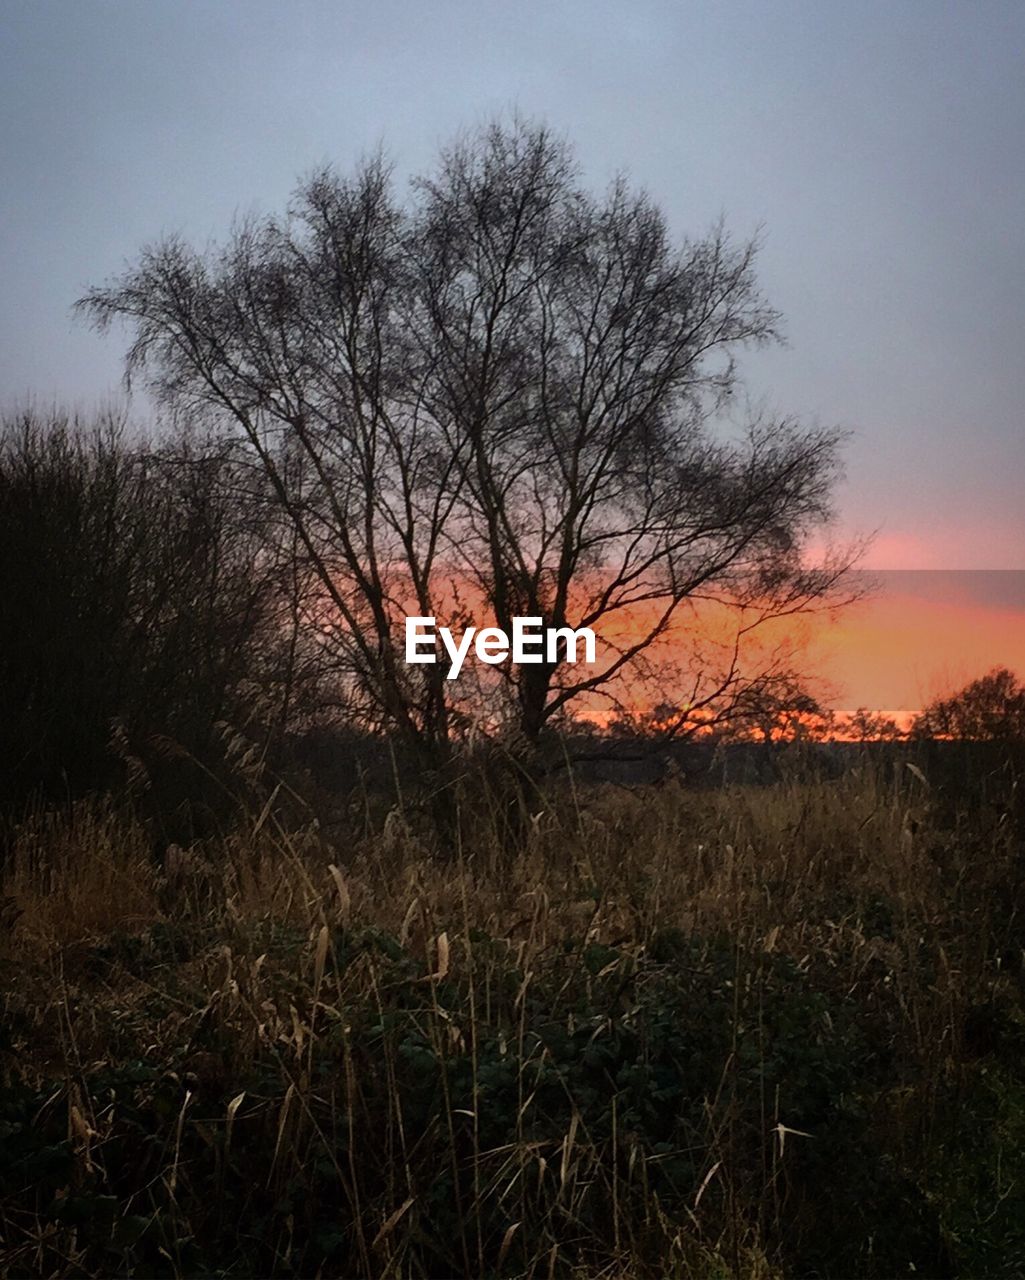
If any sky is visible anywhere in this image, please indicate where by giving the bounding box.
[2,0,1023,709]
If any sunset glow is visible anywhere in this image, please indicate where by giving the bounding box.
[374,569,1025,727]
[815,571,1025,714]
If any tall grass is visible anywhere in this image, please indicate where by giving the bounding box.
[2,752,1024,1277]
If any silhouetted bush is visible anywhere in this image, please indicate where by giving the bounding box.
[0,410,292,828]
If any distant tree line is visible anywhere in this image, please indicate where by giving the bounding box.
[911,668,1025,742]
[832,671,1025,744]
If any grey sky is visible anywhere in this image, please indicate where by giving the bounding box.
[2,0,1023,566]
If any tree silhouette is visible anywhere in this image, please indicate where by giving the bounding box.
[80,118,854,758]
[912,668,1025,741]
[0,410,289,817]
[841,707,904,743]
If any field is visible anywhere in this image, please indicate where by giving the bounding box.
[3,747,1025,1278]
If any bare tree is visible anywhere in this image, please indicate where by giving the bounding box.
[80,118,855,758]
[912,668,1025,741]
[841,707,905,743]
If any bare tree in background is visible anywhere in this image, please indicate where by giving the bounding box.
[913,668,1025,741]
[80,118,855,759]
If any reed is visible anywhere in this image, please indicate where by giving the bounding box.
[2,752,1023,1277]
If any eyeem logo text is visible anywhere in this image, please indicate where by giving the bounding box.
[405,616,597,680]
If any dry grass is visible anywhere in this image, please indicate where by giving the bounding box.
[2,765,943,957]
[3,800,161,947]
[2,752,1024,1277]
